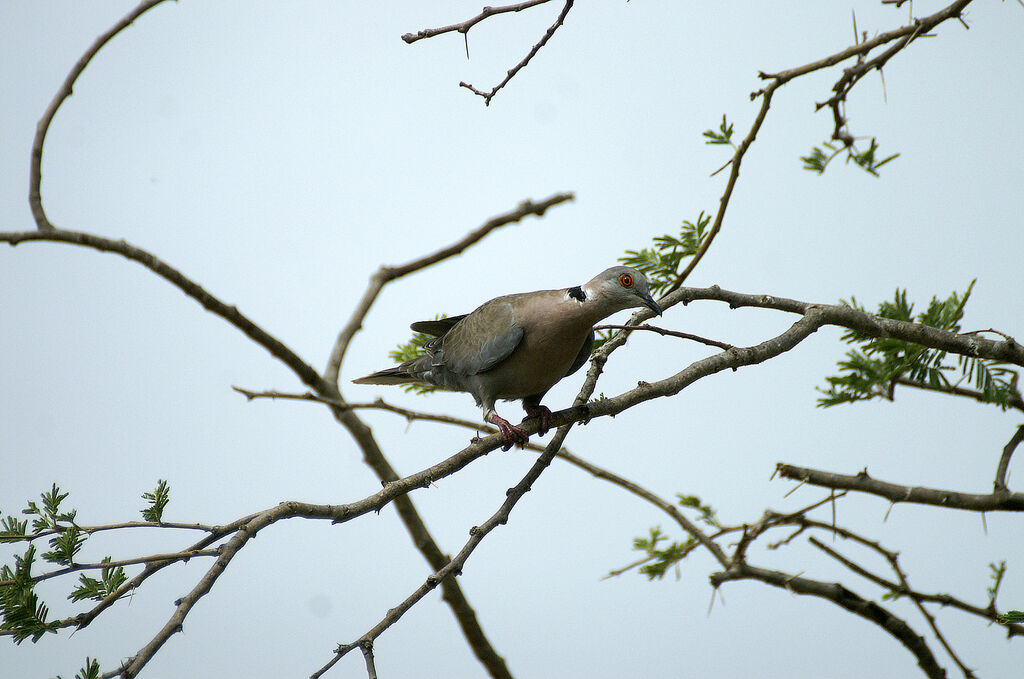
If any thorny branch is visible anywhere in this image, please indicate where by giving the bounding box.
[459,0,574,106]
[776,464,1024,512]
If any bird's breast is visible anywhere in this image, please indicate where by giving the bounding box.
[483,323,591,399]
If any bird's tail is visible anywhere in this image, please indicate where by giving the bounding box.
[351,366,418,386]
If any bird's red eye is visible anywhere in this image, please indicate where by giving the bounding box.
[618,273,634,288]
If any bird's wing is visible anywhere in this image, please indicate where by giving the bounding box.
[409,315,468,337]
[435,298,523,375]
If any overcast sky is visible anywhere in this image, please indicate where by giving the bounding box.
[2,2,1022,678]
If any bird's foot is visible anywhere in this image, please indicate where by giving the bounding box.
[487,413,527,451]
[523,405,553,437]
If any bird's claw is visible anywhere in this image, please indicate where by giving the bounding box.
[523,405,553,437]
[488,413,528,451]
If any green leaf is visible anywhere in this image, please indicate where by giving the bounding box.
[141,479,170,523]
[702,114,735,146]
[620,212,711,295]
[818,283,1020,410]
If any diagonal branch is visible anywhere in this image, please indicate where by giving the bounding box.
[30,0,174,232]
[0,229,325,391]
[459,0,574,106]
[323,192,573,385]
[710,563,946,679]
[313,414,580,678]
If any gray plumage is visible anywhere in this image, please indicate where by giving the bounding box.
[353,266,662,448]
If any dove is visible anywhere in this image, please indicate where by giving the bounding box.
[353,266,661,449]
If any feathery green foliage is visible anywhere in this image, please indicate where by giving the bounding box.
[140,479,170,523]
[702,114,735,147]
[620,212,711,296]
[0,545,60,643]
[69,558,128,603]
[631,495,719,580]
[818,281,1021,409]
[801,138,899,176]
[390,315,453,395]
[53,656,101,679]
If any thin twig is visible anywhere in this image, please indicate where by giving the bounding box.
[594,324,735,351]
[401,0,554,44]
[0,549,221,588]
[459,0,574,106]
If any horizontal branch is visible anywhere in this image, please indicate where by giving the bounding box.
[668,285,1024,367]
[776,464,1024,512]
[0,549,220,589]
[401,0,554,43]
[593,324,735,351]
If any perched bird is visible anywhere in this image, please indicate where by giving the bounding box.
[353,266,662,449]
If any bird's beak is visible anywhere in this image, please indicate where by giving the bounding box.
[642,294,663,316]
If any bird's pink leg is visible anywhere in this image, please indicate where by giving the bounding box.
[523,405,552,437]
[487,412,527,451]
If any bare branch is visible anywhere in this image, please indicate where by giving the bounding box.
[0,549,220,589]
[314,415,579,678]
[401,0,554,44]
[710,563,946,679]
[892,376,1024,414]
[776,464,1024,512]
[995,425,1024,493]
[323,192,574,385]
[459,0,574,106]
[666,285,1024,368]
[0,229,326,391]
[30,0,173,231]
[594,324,735,351]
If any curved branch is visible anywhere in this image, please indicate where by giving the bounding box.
[710,563,946,679]
[776,464,1024,512]
[1,229,326,390]
[29,0,173,232]
[323,192,574,385]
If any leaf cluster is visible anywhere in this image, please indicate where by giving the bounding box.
[1,481,170,645]
[389,316,452,395]
[801,138,899,177]
[818,281,1021,410]
[620,212,711,296]
[631,495,719,580]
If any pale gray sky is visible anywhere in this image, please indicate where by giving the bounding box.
[2,2,1022,678]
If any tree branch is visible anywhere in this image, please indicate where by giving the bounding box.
[995,425,1024,493]
[29,0,173,232]
[776,464,1024,512]
[710,563,946,679]
[0,229,326,391]
[401,0,555,44]
[323,192,573,385]
[458,0,574,106]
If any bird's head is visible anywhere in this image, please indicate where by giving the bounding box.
[581,266,662,316]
